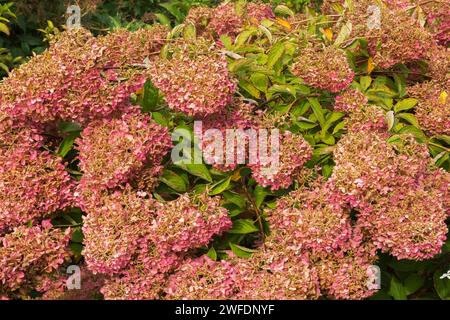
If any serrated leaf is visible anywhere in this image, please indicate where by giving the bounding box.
[0,22,10,36]
[404,274,424,295]
[155,13,171,27]
[360,76,372,91]
[58,132,78,158]
[334,21,352,46]
[274,5,295,17]
[141,80,159,112]
[258,25,272,43]
[250,73,269,93]
[223,191,247,208]
[239,80,260,99]
[254,185,270,208]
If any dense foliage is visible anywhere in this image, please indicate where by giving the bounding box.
[0,0,449,300]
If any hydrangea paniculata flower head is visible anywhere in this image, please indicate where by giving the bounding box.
[0,222,71,295]
[150,39,236,117]
[268,185,353,256]
[408,80,449,135]
[82,187,158,275]
[150,192,232,253]
[76,112,172,191]
[291,46,354,93]
[250,130,313,191]
[166,256,241,300]
[198,98,256,172]
[0,147,74,233]
[334,89,369,113]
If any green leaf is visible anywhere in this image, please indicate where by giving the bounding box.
[206,247,217,261]
[239,80,260,99]
[151,112,169,127]
[322,112,345,135]
[434,269,450,300]
[307,98,325,127]
[389,277,408,300]
[160,170,187,192]
[183,23,196,40]
[360,76,372,91]
[154,13,171,27]
[223,191,247,208]
[141,80,159,112]
[228,219,259,234]
[0,22,10,36]
[394,98,418,113]
[210,176,232,195]
[254,185,270,208]
[58,133,78,158]
[334,21,352,46]
[71,228,84,243]
[274,5,295,17]
[175,163,212,183]
[404,274,424,295]
[250,73,269,93]
[70,243,83,257]
[266,41,285,68]
[235,29,256,47]
[229,242,257,258]
[58,121,82,133]
[396,113,419,127]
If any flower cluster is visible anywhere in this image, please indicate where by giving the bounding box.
[291,46,354,93]
[0,26,167,126]
[334,89,369,113]
[0,221,71,296]
[198,98,256,171]
[81,188,158,275]
[250,130,313,191]
[166,256,241,300]
[76,112,171,192]
[327,132,449,260]
[408,80,449,135]
[205,2,274,38]
[150,192,231,254]
[0,146,74,233]
[149,39,236,117]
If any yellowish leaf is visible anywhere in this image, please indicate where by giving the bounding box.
[276,17,292,30]
[322,28,333,41]
[231,169,242,182]
[0,23,10,36]
[438,91,448,105]
[367,57,375,74]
